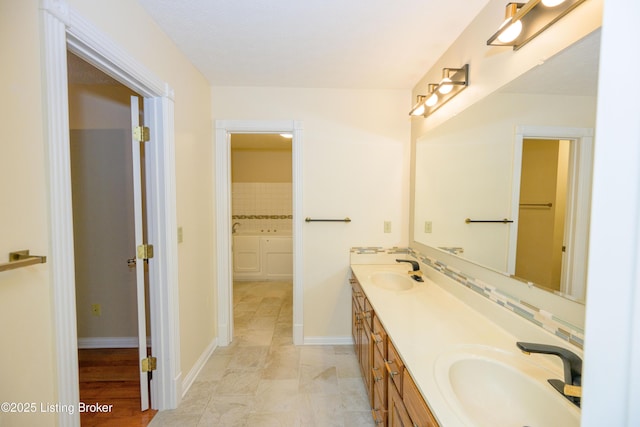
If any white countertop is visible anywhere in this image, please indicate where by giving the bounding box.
[350,262,581,426]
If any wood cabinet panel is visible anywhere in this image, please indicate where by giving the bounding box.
[403,370,439,427]
[386,339,404,395]
[388,379,412,427]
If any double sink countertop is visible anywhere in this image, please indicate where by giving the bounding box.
[350,259,582,427]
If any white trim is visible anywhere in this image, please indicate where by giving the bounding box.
[508,126,593,301]
[77,337,152,349]
[215,120,304,346]
[181,338,218,398]
[40,1,180,423]
[40,8,80,427]
[303,336,354,346]
[583,1,640,424]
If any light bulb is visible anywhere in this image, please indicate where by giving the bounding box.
[497,18,522,43]
[425,93,438,107]
[541,0,565,6]
[438,77,453,95]
[411,104,425,116]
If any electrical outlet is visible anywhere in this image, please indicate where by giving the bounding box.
[424,221,433,233]
[177,226,184,243]
[91,304,101,317]
[384,221,392,233]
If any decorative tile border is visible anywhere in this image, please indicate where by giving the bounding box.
[350,246,584,348]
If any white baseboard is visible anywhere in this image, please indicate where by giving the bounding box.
[181,338,218,398]
[77,336,151,349]
[303,336,354,346]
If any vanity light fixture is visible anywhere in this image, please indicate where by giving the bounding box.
[409,95,428,116]
[487,0,587,50]
[409,65,469,118]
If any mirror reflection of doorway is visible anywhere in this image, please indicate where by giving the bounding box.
[515,138,570,291]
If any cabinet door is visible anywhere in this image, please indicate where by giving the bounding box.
[389,380,412,427]
[262,237,292,279]
[361,316,373,405]
[403,370,439,427]
[386,339,404,394]
[233,236,261,273]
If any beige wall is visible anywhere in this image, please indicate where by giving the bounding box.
[69,82,140,341]
[0,1,56,425]
[231,149,292,183]
[0,1,215,423]
[213,86,411,339]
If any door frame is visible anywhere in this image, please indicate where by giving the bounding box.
[508,125,594,300]
[41,2,181,425]
[215,120,304,346]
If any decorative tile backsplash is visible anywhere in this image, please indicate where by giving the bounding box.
[350,246,585,348]
[232,183,292,232]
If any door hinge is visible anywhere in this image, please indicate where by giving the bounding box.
[141,356,157,372]
[133,126,150,142]
[137,244,154,260]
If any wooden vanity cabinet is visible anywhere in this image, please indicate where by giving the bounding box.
[351,271,441,427]
[371,314,388,425]
[350,277,373,405]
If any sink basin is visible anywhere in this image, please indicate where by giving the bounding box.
[435,347,580,427]
[369,271,416,291]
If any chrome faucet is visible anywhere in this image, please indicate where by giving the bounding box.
[232,222,241,234]
[516,342,582,407]
[395,259,424,282]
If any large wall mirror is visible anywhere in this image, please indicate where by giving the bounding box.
[413,29,600,304]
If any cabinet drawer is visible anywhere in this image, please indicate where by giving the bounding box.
[403,370,439,427]
[372,380,387,427]
[372,314,387,356]
[386,338,404,394]
[372,345,387,398]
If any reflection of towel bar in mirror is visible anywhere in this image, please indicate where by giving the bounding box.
[305,217,351,223]
[0,250,47,273]
[520,202,553,208]
[465,218,513,224]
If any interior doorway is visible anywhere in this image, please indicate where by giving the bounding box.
[67,53,155,424]
[42,6,181,423]
[515,138,570,290]
[508,126,594,301]
[215,121,304,346]
[229,134,294,344]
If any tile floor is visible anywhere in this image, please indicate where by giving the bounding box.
[149,281,374,427]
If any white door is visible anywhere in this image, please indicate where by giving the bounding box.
[130,96,150,411]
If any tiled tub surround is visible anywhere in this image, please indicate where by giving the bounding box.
[232,182,292,233]
[349,259,583,426]
[350,247,585,348]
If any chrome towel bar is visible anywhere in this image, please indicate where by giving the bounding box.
[305,217,351,223]
[465,218,513,224]
[0,250,47,273]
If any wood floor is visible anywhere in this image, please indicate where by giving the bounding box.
[78,348,157,426]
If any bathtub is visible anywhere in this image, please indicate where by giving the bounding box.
[232,231,292,281]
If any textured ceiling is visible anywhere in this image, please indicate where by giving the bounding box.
[136,0,492,89]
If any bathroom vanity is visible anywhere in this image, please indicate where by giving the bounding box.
[350,253,582,427]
